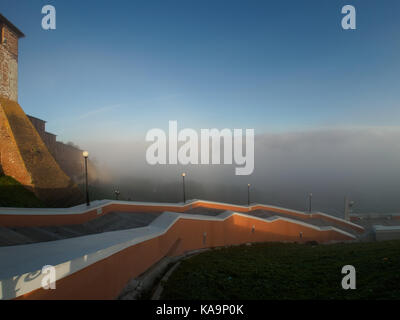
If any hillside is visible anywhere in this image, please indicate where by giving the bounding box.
[161,241,400,300]
[0,174,45,208]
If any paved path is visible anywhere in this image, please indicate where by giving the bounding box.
[0,208,225,247]
[0,207,362,247]
[0,212,161,247]
[248,209,360,236]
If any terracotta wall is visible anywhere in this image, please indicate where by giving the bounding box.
[0,200,364,234]
[16,213,354,300]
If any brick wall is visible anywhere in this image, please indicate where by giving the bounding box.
[27,115,98,184]
[0,102,33,186]
[0,16,86,206]
[0,24,19,101]
[0,97,85,206]
[27,116,46,134]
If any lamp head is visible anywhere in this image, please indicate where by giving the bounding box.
[83,151,89,158]
[182,173,186,177]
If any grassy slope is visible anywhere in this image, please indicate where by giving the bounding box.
[161,241,400,300]
[0,175,45,208]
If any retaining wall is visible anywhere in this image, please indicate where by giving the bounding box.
[0,200,362,300]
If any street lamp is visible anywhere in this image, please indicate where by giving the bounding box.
[182,173,186,203]
[344,196,355,221]
[247,184,251,206]
[83,151,90,206]
[308,192,313,213]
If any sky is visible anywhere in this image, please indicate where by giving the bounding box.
[0,0,399,142]
[1,0,400,213]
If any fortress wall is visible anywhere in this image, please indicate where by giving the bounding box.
[0,97,84,206]
[1,99,71,190]
[0,103,32,186]
[43,132,57,154]
[0,16,85,206]
[52,142,98,185]
[26,116,45,134]
[27,115,97,184]
[53,142,85,183]
[0,24,19,102]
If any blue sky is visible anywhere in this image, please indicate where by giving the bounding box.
[1,0,399,144]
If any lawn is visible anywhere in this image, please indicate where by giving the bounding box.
[0,175,45,208]
[160,241,400,300]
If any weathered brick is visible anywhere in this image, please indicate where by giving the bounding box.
[27,115,98,184]
[0,96,84,206]
[0,16,23,102]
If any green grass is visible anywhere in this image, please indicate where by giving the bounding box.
[161,241,400,300]
[0,175,45,208]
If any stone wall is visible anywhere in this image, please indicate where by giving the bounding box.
[27,115,97,184]
[0,101,32,186]
[0,16,86,206]
[0,97,84,207]
[0,23,19,102]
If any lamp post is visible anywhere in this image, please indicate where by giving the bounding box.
[83,151,90,206]
[344,196,355,221]
[182,173,186,203]
[309,192,313,213]
[247,184,251,206]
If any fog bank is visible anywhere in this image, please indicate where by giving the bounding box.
[85,127,400,216]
